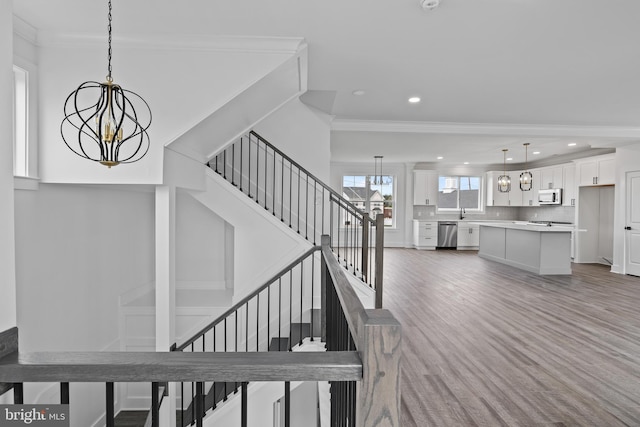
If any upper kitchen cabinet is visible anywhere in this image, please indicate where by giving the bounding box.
[413,170,438,205]
[486,171,517,206]
[539,165,564,190]
[576,154,615,186]
[562,163,576,206]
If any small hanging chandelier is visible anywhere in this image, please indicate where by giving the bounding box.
[497,149,511,193]
[60,0,151,168]
[373,155,383,185]
[520,143,533,191]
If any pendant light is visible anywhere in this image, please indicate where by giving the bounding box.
[373,155,383,185]
[497,149,511,193]
[520,143,533,191]
[61,0,152,168]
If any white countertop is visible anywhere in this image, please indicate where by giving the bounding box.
[475,221,574,232]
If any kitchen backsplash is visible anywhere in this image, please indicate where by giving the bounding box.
[413,205,575,223]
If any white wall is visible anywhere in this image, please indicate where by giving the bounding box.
[612,144,640,273]
[14,184,155,351]
[0,0,17,333]
[176,190,228,289]
[190,169,310,303]
[254,98,332,182]
[38,36,294,184]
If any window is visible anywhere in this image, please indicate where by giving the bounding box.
[13,66,28,177]
[438,176,482,210]
[342,175,395,227]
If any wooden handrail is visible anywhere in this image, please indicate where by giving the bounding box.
[321,236,368,344]
[0,351,361,383]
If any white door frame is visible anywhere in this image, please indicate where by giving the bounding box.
[625,171,640,276]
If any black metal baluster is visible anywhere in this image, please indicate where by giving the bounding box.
[278,277,282,351]
[246,302,249,352]
[267,284,271,349]
[238,137,244,191]
[180,382,184,427]
[272,148,277,215]
[12,383,23,404]
[151,382,159,427]
[305,174,309,239]
[280,155,285,222]
[289,160,293,227]
[60,382,69,404]
[313,181,318,244]
[297,167,301,233]
[256,139,261,205]
[231,141,236,186]
[300,260,304,346]
[248,135,252,199]
[195,382,204,427]
[311,254,315,341]
[289,269,293,351]
[285,381,291,427]
[241,382,248,427]
[106,382,115,427]
[264,145,268,210]
[223,147,227,180]
[214,152,219,174]
[256,293,260,351]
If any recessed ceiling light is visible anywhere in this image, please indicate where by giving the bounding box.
[437,156,443,160]
[352,90,365,96]
[533,151,540,155]
[463,162,469,165]
[568,143,577,147]
[408,96,421,104]
[507,157,513,161]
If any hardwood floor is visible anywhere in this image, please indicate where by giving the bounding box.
[382,249,640,426]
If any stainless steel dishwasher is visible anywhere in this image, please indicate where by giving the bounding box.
[437,221,458,248]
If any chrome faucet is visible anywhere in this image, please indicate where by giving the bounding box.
[459,208,465,220]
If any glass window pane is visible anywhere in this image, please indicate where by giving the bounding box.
[438,176,458,209]
[13,66,28,177]
[460,176,480,209]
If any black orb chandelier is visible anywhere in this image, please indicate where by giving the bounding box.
[61,0,151,168]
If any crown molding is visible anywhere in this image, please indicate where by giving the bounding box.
[36,32,306,55]
[13,15,37,45]
[331,119,640,139]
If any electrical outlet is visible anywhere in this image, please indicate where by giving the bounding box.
[429,212,434,216]
[418,211,422,217]
[496,212,500,217]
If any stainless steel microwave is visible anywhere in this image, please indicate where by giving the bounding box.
[538,188,562,205]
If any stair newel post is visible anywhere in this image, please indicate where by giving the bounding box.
[361,213,370,282]
[356,310,401,427]
[241,382,248,427]
[375,214,384,309]
[320,235,330,342]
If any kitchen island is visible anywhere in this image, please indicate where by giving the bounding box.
[477,222,572,275]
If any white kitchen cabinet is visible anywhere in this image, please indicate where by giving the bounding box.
[413,220,438,250]
[562,163,576,206]
[577,154,615,186]
[486,171,511,206]
[540,165,564,190]
[457,222,479,249]
[413,170,438,205]
[521,169,540,207]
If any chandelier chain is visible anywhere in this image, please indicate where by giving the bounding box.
[107,0,112,82]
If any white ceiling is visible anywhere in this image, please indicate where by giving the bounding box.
[13,0,640,166]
